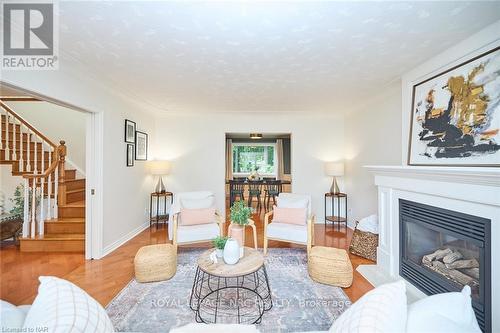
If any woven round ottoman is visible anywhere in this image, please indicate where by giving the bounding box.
[308,246,353,287]
[134,244,177,283]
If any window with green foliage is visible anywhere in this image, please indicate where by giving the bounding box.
[232,143,276,175]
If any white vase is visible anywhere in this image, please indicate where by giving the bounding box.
[223,238,240,265]
[216,249,223,258]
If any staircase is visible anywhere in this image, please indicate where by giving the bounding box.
[0,99,85,252]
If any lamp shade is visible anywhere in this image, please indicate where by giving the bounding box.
[148,160,171,175]
[324,161,344,176]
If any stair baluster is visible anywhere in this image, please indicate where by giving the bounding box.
[26,128,31,172]
[39,143,45,234]
[47,152,52,220]
[4,113,9,159]
[30,177,36,238]
[19,122,24,172]
[12,116,17,160]
[54,162,59,219]
[0,108,3,150]
[23,178,29,238]
[33,134,38,174]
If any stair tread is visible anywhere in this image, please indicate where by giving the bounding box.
[21,234,84,240]
[45,218,85,223]
[66,179,85,183]
[43,233,84,239]
[66,188,85,194]
[62,201,85,207]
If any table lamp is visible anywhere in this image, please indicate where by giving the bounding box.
[149,160,171,193]
[324,161,344,194]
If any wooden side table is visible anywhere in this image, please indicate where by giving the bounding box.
[324,192,347,231]
[150,192,173,228]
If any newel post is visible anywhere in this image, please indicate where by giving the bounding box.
[57,140,67,206]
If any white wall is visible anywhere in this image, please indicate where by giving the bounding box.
[153,113,345,222]
[344,82,402,227]
[2,63,155,258]
[5,101,87,173]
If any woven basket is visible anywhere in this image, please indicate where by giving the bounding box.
[134,244,177,283]
[308,246,353,288]
[349,221,378,261]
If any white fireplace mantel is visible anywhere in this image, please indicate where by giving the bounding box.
[361,165,499,332]
[365,165,500,187]
[365,165,500,207]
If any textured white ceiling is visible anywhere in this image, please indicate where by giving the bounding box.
[58,1,500,114]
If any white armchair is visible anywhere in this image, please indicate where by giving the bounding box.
[263,193,315,255]
[169,191,224,248]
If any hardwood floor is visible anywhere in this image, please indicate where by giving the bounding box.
[1,212,374,307]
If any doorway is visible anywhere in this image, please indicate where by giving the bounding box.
[225,133,292,218]
[0,82,102,259]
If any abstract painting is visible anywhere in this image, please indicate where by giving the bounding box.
[408,46,500,166]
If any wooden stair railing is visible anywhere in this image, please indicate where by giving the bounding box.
[0,99,67,239]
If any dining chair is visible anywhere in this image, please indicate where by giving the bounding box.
[247,180,263,213]
[229,180,245,207]
[264,180,282,211]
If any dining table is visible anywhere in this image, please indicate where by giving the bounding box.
[225,179,291,185]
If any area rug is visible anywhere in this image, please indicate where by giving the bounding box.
[106,248,351,332]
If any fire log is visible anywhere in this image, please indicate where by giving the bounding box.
[446,258,479,270]
[443,251,463,264]
[429,261,479,287]
[461,268,480,280]
[422,248,453,265]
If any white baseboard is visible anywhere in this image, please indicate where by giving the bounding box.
[101,221,149,258]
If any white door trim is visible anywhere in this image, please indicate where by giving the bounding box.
[85,112,104,259]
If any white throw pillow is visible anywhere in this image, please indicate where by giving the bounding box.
[329,280,407,333]
[23,276,114,332]
[406,285,481,333]
[181,196,215,209]
[0,300,27,330]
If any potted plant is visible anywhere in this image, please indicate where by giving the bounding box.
[229,200,251,256]
[212,236,228,258]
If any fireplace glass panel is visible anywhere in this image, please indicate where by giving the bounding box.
[403,221,480,302]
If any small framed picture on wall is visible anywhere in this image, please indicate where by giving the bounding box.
[126,144,134,166]
[135,131,148,161]
[125,119,136,143]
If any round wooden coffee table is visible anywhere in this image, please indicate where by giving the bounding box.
[189,247,272,324]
